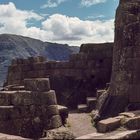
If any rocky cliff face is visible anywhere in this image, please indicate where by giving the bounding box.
[95,0,140,120]
[0,34,79,86]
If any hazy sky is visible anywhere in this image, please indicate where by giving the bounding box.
[0,0,119,46]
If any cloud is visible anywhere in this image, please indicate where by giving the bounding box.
[41,0,66,8]
[42,14,114,45]
[0,2,43,34]
[81,0,107,7]
[0,2,114,46]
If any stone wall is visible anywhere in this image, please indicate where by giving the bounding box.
[94,0,140,121]
[5,43,113,108]
[0,78,62,139]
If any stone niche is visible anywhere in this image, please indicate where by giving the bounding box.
[94,0,140,121]
[0,78,63,139]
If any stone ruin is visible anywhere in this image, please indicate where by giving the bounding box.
[0,0,140,139]
[94,0,140,121]
[0,78,72,139]
[87,0,140,139]
[4,43,113,109]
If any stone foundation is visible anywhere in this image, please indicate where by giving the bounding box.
[0,78,65,139]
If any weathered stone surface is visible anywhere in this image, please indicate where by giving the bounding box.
[28,56,46,64]
[46,105,59,118]
[19,118,44,138]
[0,91,16,105]
[57,105,68,125]
[86,97,96,111]
[44,115,62,130]
[119,112,136,118]
[50,115,62,129]
[0,106,14,120]
[124,116,140,130]
[97,117,121,133]
[94,0,140,121]
[11,91,33,106]
[0,77,65,139]
[41,90,57,105]
[24,78,50,92]
[42,127,75,140]
[78,104,88,113]
[5,41,113,109]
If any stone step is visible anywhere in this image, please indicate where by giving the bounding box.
[86,97,97,111]
[97,117,121,133]
[77,104,88,113]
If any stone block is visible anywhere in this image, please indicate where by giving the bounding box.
[28,56,46,64]
[21,65,33,72]
[11,91,33,106]
[24,78,50,92]
[42,127,75,140]
[57,105,68,124]
[0,120,18,135]
[41,90,57,105]
[0,106,14,120]
[33,63,46,71]
[0,91,16,105]
[20,118,43,138]
[36,70,47,78]
[119,112,136,118]
[26,71,38,78]
[46,105,59,118]
[50,115,62,129]
[86,97,97,111]
[4,85,25,91]
[97,117,121,133]
[54,61,69,69]
[124,116,140,130]
[13,58,24,65]
[77,104,88,113]
[16,106,34,118]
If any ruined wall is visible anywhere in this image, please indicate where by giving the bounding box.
[5,43,113,108]
[95,0,140,120]
[0,78,62,139]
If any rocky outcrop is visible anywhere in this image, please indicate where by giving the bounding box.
[94,0,140,121]
[4,43,113,108]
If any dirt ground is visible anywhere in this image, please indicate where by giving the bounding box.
[67,111,97,137]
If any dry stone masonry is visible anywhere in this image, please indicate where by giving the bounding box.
[93,0,140,121]
[5,43,113,109]
[0,78,64,139]
[1,0,140,139]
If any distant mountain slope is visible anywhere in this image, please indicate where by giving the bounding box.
[0,34,79,86]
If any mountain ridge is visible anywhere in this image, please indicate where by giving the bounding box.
[0,34,79,86]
